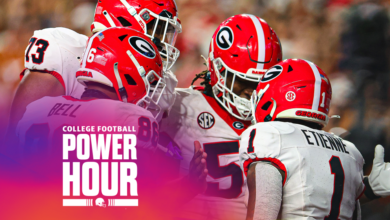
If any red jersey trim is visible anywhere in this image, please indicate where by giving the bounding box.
[20,68,66,90]
[201,93,251,135]
[19,68,28,81]
[243,157,287,186]
[192,86,205,91]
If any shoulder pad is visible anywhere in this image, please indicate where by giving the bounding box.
[24,28,87,73]
[241,122,282,159]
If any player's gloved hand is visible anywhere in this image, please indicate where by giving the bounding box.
[368,145,390,197]
[188,141,208,193]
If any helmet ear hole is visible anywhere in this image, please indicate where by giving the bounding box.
[117,17,132,27]
[261,101,272,111]
[124,74,137,85]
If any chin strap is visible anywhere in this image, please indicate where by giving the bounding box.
[257,84,269,101]
[270,98,277,118]
[251,84,270,124]
[126,50,146,77]
[103,10,116,27]
[113,62,128,102]
[264,98,277,122]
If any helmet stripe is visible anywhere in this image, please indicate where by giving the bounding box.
[305,60,322,110]
[246,14,265,70]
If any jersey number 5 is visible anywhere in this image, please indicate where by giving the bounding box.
[26,38,49,64]
[204,141,244,199]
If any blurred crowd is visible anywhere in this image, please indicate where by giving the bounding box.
[1,0,390,218]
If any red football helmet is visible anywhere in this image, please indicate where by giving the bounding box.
[76,27,165,114]
[252,59,332,127]
[207,14,282,121]
[91,0,181,71]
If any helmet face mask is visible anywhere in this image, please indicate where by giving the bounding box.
[91,0,182,71]
[144,9,181,45]
[142,8,181,71]
[137,70,167,118]
[207,14,283,121]
[211,57,263,121]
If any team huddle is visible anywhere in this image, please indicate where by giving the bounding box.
[6,0,390,219]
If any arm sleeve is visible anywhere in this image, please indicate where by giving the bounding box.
[251,162,283,220]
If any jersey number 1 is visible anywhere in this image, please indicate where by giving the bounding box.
[325,156,345,220]
[26,38,49,64]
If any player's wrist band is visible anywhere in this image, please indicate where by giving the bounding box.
[363,177,381,200]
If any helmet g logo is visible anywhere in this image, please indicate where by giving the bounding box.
[129,37,156,59]
[261,65,283,82]
[233,121,244,130]
[216,27,234,50]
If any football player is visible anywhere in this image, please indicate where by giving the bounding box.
[15,27,207,211]
[6,0,181,146]
[159,14,282,219]
[17,27,165,156]
[240,59,390,220]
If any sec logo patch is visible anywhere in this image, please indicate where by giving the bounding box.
[285,91,296,102]
[198,112,215,129]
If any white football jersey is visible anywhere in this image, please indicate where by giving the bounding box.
[240,121,365,220]
[16,96,159,156]
[159,87,252,220]
[22,28,88,98]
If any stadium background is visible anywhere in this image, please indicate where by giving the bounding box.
[1,0,390,218]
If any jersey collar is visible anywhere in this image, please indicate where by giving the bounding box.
[201,93,251,135]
